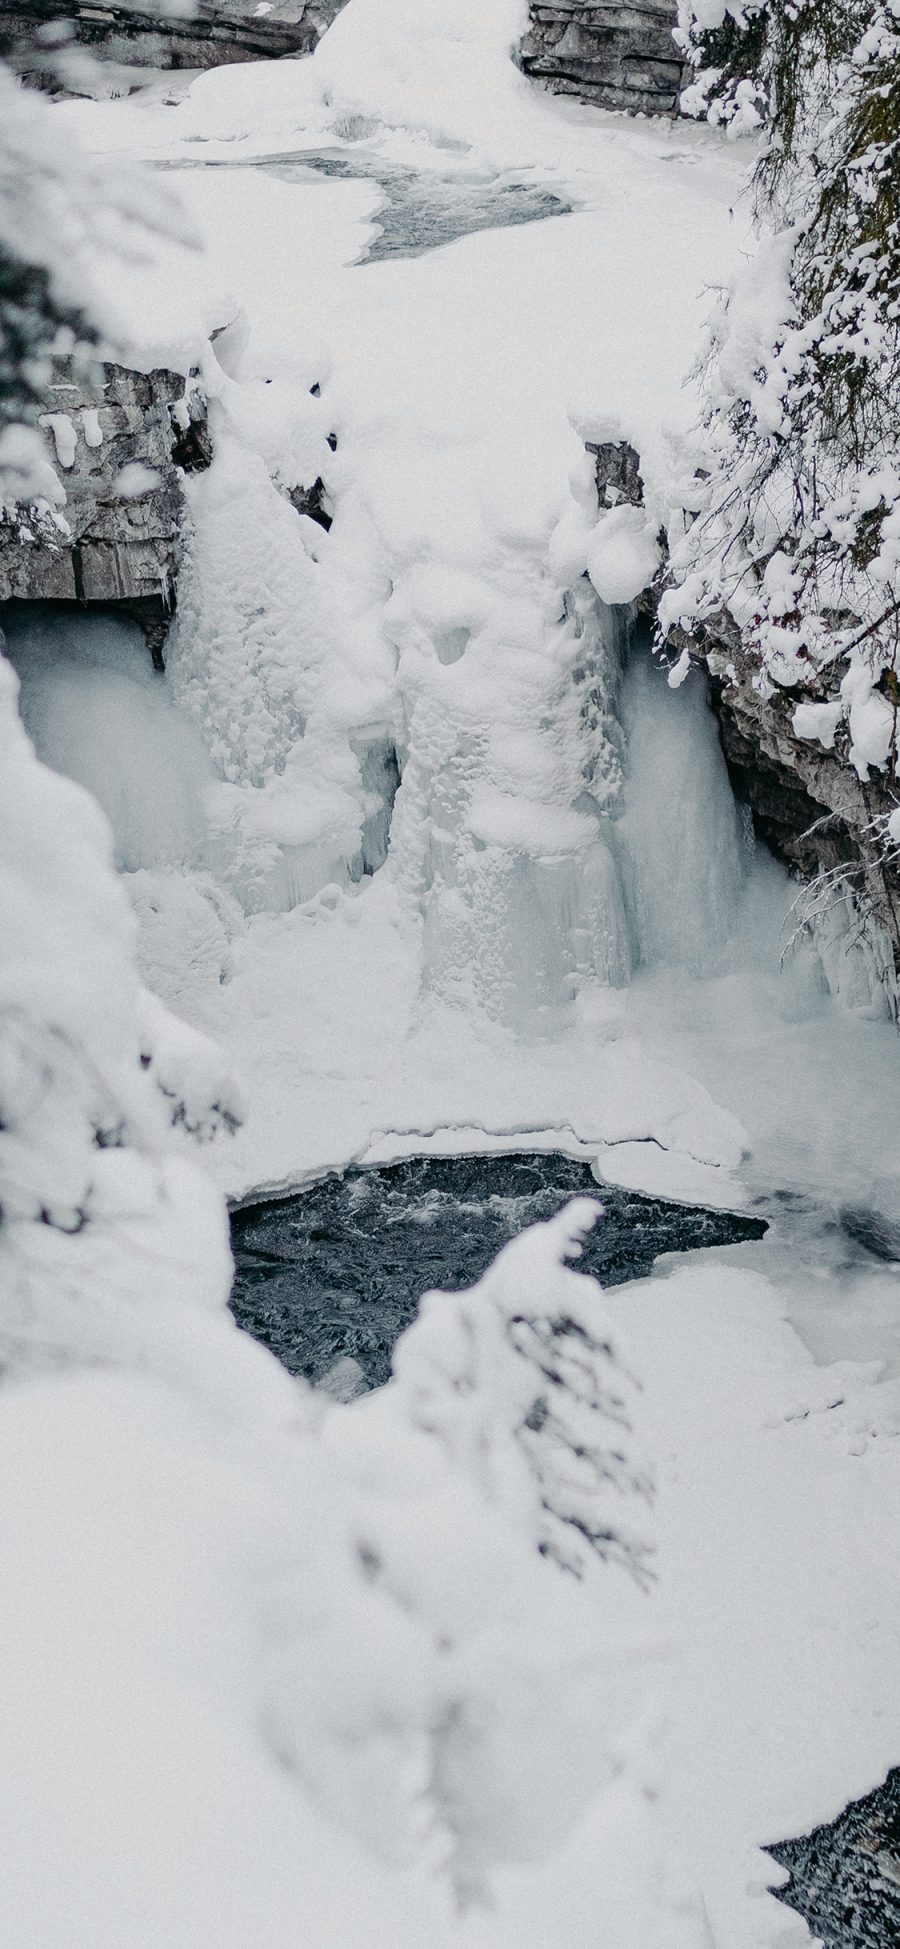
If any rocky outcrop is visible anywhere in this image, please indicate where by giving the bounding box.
[588,440,900,987]
[0,358,208,665]
[8,0,346,84]
[519,1,684,117]
[587,437,645,510]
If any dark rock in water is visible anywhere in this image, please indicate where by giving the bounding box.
[229,1151,766,1391]
[768,1767,900,1949]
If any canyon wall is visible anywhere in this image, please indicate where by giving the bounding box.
[589,441,900,995]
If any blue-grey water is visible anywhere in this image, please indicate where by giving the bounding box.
[155,149,571,262]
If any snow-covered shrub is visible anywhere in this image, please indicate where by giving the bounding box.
[388,1196,653,1586]
[665,2,900,789]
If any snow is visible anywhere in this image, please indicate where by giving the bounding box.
[38,412,77,469]
[81,406,103,448]
[587,503,662,606]
[5,3,900,1946]
[792,699,844,752]
[0,422,68,507]
[113,460,160,497]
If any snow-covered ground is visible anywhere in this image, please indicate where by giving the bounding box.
[6,3,900,1944]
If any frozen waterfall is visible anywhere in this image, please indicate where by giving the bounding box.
[2,591,757,1028]
[4,608,215,877]
[615,635,747,978]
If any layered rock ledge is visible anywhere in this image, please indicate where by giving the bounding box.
[519,1,684,117]
[7,0,345,84]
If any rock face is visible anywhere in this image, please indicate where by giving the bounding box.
[8,0,346,83]
[587,437,645,510]
[0,358,208,665]
[519,1,684,117]
[589,441,900,991]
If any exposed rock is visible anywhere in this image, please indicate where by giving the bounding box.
[0,357,208,665]
[587,437,645,509]
[519,1,684,118]
[287,477,333,531]
[7,0,346,85]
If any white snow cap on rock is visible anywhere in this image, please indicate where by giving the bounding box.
[792,700,843,752]
[587,504,661,607]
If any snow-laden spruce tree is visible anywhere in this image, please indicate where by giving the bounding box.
[663,3,900,811]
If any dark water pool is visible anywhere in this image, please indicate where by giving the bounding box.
[229,1150,766,1391]
[768,1769,900,1948]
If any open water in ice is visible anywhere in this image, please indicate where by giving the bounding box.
[229,1150,766,1393]
[156,147,571,261]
